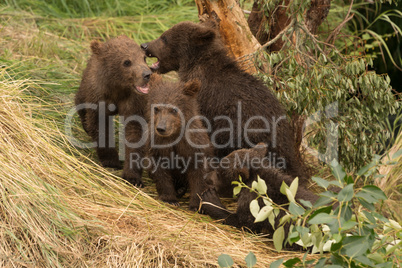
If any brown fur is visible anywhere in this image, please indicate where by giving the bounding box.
[141,21,308,184]
[146,76,223,211]
[75,35,152,187]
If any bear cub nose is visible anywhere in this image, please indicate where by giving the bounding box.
[156,125,166,134]
[140,43,148,50]
[142,69,152,81]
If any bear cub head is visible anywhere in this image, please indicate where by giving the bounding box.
[141,22,217,74]
[148,75,201,140]
[91,35,152,95]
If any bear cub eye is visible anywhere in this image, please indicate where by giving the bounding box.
[171,107,178,114]
[123,60,132,67]
[154,106,160,113]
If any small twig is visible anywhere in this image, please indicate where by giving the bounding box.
[326,0,355,45]
[300,22,335,64]
[115,191,140,222]
[199,199,232,213]
[260,18,296,50]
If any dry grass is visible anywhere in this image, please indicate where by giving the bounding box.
[0,67,314,267]
[378,132,402,222]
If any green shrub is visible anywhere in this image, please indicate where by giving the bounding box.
[228,153,402,267]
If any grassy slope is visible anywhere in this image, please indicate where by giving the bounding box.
[0,1,315,267]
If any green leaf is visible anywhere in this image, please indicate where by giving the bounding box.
[245,252,257,268]
[313,196,333,208]
[308,213,336,225]
[249,200,260,218]
[283,258,301,267]
[254,205,273,223]
[289,177,299,197]
[285,188,296,203]
[289,202,305,216]
[288,231,300,243]
[269,259,283,268]
[330,159,346,181]
[333,233,342,243]
[218,254,234,267]
[251,181,258,191]
[337,183,354,202]
[340,236,371,258]
[363,210,376,224]
[331,241,343,252]
[354,255,375,266]
[279,214,292,226]
[357,185,387,203]
[358,197,375,211]
[329,180,343,188]
[273,226,285,252]
[320,190,338,199]
[340,220,357,231]
[280,181,289,195]
[268,209,276,229]
[310,206,332,219]
[299,199,312,208]
[357,155,381,177]
[262,197,273,206]
[312,176,330,189]
[357,163,375,177]
[314,258,328,268]
[256,176,267,195]
[233,186,241,197]
[367,252,384,264]
[372,212,389,223]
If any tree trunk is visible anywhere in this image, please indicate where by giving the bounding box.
[247,0,331,51]
[195,0,261,72]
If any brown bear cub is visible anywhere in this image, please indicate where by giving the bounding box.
[146,76,223,211]
[201,143,318,236]
[75,35,152,187]
[141,21,308,184]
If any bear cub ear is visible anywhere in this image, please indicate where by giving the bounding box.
[192,25,216,45]
[90,40,103,55]
[183,79,201,97]
[253,143,268,158]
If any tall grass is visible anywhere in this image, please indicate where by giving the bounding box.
[378,131,402,222]
[3,0,196,18]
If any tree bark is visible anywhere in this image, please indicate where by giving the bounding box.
[195,0,261,72]
[247,0,331,52]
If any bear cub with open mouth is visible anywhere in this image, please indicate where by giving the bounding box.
[75,35,152,187]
